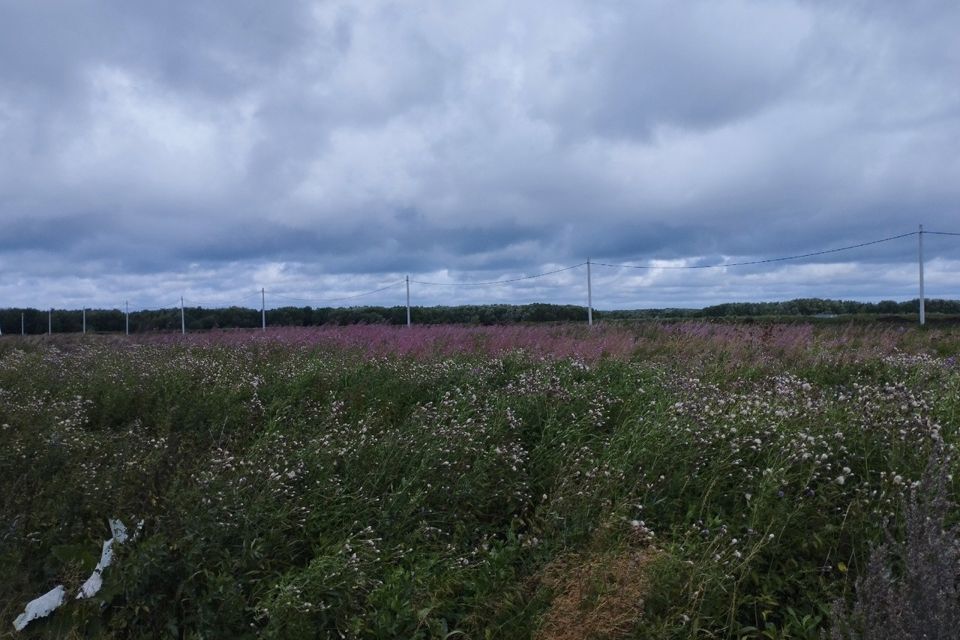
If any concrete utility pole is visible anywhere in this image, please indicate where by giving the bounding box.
[82,308,86,334]
[586,258,593,327]
[261,288,266,331]
[405,276,411,327]
[180,297,186,334]
[21,312,24,336]
[919,224,926,326]
[48,309,52,335]
[125,301,129,336]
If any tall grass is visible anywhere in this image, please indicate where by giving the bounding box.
[1,323,958,638]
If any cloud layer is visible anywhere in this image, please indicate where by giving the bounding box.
[1,0,958,310]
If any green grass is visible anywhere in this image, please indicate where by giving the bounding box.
[1,325,958,638]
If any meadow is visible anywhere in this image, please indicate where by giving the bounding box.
[1,323,959,638]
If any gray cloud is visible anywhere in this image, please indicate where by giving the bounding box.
[0,0,958,310]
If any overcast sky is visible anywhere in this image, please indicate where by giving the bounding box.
[1,0,958,311]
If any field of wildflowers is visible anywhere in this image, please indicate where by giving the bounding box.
[1,322,958,638]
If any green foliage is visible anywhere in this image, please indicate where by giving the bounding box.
[4,297,960,335]
[0,324,958,637]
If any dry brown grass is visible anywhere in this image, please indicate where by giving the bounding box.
[535,549,656,640]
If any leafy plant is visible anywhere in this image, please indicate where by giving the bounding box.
[829,447,960,640]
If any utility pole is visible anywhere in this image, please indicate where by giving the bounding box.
[261,288,266,331]
[919,224,925,326]
[406,276,411,327]
[82,308,86,335]
[21,312,24,336]
[180,296,186,334]
[586,258,593,327]
[125,301,129,336]
[48,308,52,335]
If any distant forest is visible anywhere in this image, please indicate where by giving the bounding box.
[1,298,958,334]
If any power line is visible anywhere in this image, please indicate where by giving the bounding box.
[305,280,404,302]
[268,293,312,303]
[20,228,960,316]
[595,231,919,270]
[268,280,405,305]
[411,263,585,286]
[125,302,181,313]
[182,293,260,308]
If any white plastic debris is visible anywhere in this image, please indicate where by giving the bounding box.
[12,585,65,631]
[13,518,141,632]
[109,518,129,544]
[76,518,134,600]
[76,538,114,599]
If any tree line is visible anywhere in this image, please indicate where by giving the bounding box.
[0,298,957,334]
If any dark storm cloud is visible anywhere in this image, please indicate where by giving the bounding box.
[0,0,958,309]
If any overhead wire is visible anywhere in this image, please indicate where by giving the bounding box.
[267,280,405,305]
[268,292,313,303]
[181,291,264,308]
[594,231,919,270]
[56,228,960,312]
[124,302,182,313]
[411,263,585,286]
